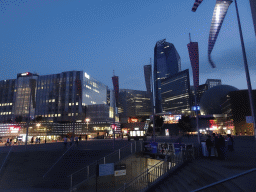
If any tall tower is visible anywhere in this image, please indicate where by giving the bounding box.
[154,39,181,113]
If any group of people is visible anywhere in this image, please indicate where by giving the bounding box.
[205,133,234,160]
[63,135,85,148]
[30,137,41,144]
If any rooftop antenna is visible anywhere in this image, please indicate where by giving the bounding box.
[189,33,192,43]
[113,70,115,76]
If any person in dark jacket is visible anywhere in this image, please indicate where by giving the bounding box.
[219,135,226,160]
[206,135,212,158]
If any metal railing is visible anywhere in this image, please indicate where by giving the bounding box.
[191,168,256,192]
[0,144,14,174]
[68,141,143,191]
[43,143,75,178]
[115,146,195,192]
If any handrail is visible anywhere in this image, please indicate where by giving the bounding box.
[67,160,97,177]
[0,144,14,174]
[68,142,133,177]
[43,143,75,178]
[98,142,133,160]
[191,168,256,192]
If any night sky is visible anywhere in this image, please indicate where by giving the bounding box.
[1,0,255,91]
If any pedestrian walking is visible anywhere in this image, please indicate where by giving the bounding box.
[227,134,234,152]
[85,134,88,141]
[75,136,79,146]
[9,138,12,146]
[219,135,226,160]
[79,135,81,142]
[45,138,47,144]
[38,137,41,144]
[212,133,219,158]
[36,137,38,144]
[6,138,10,146]
[31,137,34,144]
[64,136,67,148]
[206,135,212,158]
[70,137,73,146]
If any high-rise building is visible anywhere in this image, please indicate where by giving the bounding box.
[160,69,191,114]
[205,79,222,89]
[0,79,16,123]
[144,64,152,95]
[118,89,152,123]
[154,39,181,113]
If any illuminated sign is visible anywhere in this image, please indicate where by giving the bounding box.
[111,124,117,131]
[134,127,139,130]
[163,115,181,124]
[21,72,31,76]
[129,118,138,123]
[9,126,20,133]
[192,106,200,111]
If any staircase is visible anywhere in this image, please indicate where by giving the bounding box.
[36,149,113,189]
[147,158,256,192]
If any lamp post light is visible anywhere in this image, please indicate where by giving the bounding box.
[85,118,90,132]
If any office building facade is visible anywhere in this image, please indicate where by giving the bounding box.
[118,89,152,123]
[0,71,111,138]
[154,39,181,113]
[160,69,191,114]
[205,79,222,89]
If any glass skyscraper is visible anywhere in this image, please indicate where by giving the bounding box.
[154,39,181,113]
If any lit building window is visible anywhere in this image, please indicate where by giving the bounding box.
[86,94,89,98]
[76,113,78,116]
[58,114,61,117]
[68,113,71,116]
[72,113,74,116]
[49,100,51,102]
[76,102,78,105]
[69,103,71,106]
[52,99,55,102]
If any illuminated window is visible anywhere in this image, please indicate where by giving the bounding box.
[52,99,55,102]
[86,85,92,89]
[69,103,71,106]
[58,114,61,117]
[72,113,74,116]
[10,103,12,105]
[9,112,11,114]
[86,94,89,98]
[76,102,78,105]
[76,113,78,116]
[49,100,51,102]
[68,113,71,116]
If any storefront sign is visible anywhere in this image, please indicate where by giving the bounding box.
[9,126,20,133]
[114,164,126,176]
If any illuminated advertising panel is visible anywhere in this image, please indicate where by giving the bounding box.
[9,126,20,133]
[163,115,181,124]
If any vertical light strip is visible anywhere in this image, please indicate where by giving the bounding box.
[208,0,233,68]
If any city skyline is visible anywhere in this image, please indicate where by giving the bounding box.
[1,0,256,91]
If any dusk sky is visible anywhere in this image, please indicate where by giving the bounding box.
[1,0,256,91]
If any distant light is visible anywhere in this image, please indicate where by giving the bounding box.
[84,72,90,79]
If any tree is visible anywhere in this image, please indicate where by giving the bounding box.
[178,115,191,133]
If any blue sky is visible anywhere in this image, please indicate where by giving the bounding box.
[1,0,255,91]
